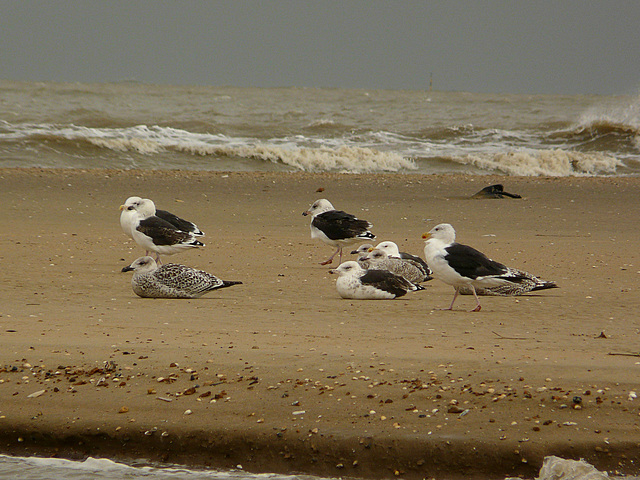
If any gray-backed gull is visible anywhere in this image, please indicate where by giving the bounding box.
[350,243,374,258]
[121,256,241,298]
[329,261,422,299]
[124,198,204,264]
[303,199,375,265]
[120,196,204,240]
[422,223,556,311]
[350,243,374,268]
[362,248,430,284]
[374,241,433,281]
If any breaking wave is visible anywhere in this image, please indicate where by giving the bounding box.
[0,122,416,173]
[1,88,638,175]
[568,93,640,153]
[0,454,636,480]
[454,149,622,176]
[0,455,326,480]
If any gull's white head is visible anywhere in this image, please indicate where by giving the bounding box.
[120,196,144,236]
[121,256,159,274]
[422,223,456,244]
[136,198,157,218]
[351,243,373,257]
[375,241,401,257]
[363,248,388,264]
[120,196,143,213]
[303,198,335,217]
[329,260,365,277]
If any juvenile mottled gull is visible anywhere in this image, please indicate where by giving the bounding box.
[120,196,204,239]
[123,198,204,265]
[362,248,429,284]
[459,270,557,296]
[121,256,241,298]
[374,241,433,281]
[329,261,422,300]
[303,199,375,265]
[422,223,556,312]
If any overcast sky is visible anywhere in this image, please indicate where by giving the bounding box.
[1,1,639,95]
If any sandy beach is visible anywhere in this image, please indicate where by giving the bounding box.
[0,168,639,479]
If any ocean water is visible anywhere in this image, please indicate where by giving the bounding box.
[0,455,321,480]
[0,455,636,480]
[0,81,638,176]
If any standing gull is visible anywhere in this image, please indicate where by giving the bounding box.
[422,223,556,312]
[303,199,375,265]
[374,241,433,282]
[120,196,204,241]
[121,256,241,298]
[329,261,422,300]
[362,248,430,284]
[126,198,204,264]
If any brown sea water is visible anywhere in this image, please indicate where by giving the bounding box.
[0,455,635,480]
[1,81,638,175]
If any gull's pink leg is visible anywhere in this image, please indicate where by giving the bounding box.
[320,247,340,265]
[470,286,482,312]
[441,288,460,311]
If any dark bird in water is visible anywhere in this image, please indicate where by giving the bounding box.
[471,184,522,199]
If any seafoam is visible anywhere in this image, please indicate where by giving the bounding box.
[0,455,637,480]
[0,81,638,175]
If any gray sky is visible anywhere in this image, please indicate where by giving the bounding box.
[2,1,639,95]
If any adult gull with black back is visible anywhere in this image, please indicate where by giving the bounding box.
[422,223,556,311]
[303,199,375,265]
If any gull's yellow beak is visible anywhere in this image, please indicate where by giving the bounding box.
[367,247,374,252]
[119,204,126,211]
[421,232,431,240]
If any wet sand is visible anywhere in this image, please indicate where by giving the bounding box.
[0,168,639,479]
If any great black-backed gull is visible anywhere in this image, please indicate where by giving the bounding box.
[329,261,422,299]
[124,198,204,264]
[121,256,241,298]
[303,199,375,265]
[422,223,556,311]
[374,241,433,281]
[362,248,430,284]
[120,196,204,241]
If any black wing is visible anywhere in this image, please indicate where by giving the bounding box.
[137,216,199,246]
[444,242,507,279]
[156,209,204,235]
[359,269,412,298]
[472,184,522,199]
[313,210,372,241]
